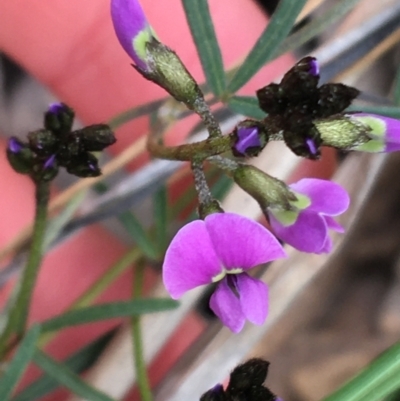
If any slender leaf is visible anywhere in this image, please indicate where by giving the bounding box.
[322,342,400,401]
[41,299,178,332]
[181,0,226,96]
[0,325,40,400]
[153,186,168,255]
[13,331,115,401]
[228,0,307,93]
[393,66,400,106]
[360,372,400,401]
[227,96,265,119]
[384,387,400,401]
[108,99,166,129]
[119,211,158,259]
[347,105,400,119]
[277,0,363,58]
[33,350,115,401]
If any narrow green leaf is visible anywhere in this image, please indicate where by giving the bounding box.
[181,0,226,96]
[227,96,265,119]
[361,372,400,401]
[153,186,168,255]
[322,342,400,401]
[384,387,400,401]
[276,0,363,58]
[33,350,115,401]
[393,66,400,106]
[347,105,400,119]
[119,211,158,259]
[0,325,41,401]
[13,331,115,401]
[41,299,178,332]
[228,0,307,93]
[108,99,165,130]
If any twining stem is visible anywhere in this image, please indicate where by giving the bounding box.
[0,181,50,360]
[147,135,231,161]
[131,259,153,401]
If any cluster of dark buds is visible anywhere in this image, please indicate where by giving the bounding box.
[6,103,116,182]
[200,359,278,401]
[232,57,400,159]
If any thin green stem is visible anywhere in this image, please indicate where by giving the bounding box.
[131,260,153,401]
[147,135,232,161]
[0,181,50,360]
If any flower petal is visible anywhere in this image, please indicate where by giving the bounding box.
[324,215,344,233]
[204,213,286,271]
[269,210,328,253]
[236,273,268,326]
[163,220,222,299]
[111,0,152,69]
[290,179,349,216]
[210,278,246,333]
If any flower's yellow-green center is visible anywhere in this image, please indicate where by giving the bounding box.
[212,267,243,283]
[132,26,157,62]
[270,192,311,226]
[353,116,386,152]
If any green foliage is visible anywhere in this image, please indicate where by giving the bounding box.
[0,325,40,401]
[227,0,308,93]
[181,0,226,96]
[41,299,179,332]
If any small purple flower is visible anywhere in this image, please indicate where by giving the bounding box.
[308,58,319,76]
[305,137,318,156]
[162,213,286,333]
[267,179,350,254]
[348,113,400,152]
[111,0,154,71]
[8,137,23,154]
[48,102,65,115]
[235,126,262,155]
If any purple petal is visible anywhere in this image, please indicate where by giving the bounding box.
[236,273,268,325]
[210,278,246,333]
[111,0,152,70]
[235,127,261,155]
[48,102,65,115]
[269,210,328,253]
[306,138,318,155]
[8,137,22,154]
[204,213,286,272]
[163,220,222,299]
[44,154,56,169]
[308,58,319,76]
[324,215,344,233]
[290,179,349,216]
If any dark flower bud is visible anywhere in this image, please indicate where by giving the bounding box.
[6,137,33,174]
[317,83,360,117]
[44,102,75,134]
[256,83,286,115]
[66,153,101,177]
[75,124,117,151]
[31,154,59,182]
[28,129,57,156]
[280,56,319,98]
[200,384,228,401]
[232,120,268,157]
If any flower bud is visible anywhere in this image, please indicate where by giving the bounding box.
[231,121,268,157]
[65,153,101,178]
[28,129,57,156]
[6,137,33,174]
[111,0,202,109]
[75,124,117,151]
[233,165,297,210]
[44,102,74,134]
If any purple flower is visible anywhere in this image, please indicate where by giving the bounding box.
[235,127,261,155]
[348,113,400,152]
[308,58,319,76]
[8,137,23,154]
[267,179,349,254]
[111,0,154,71]
[162,213,286,333]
